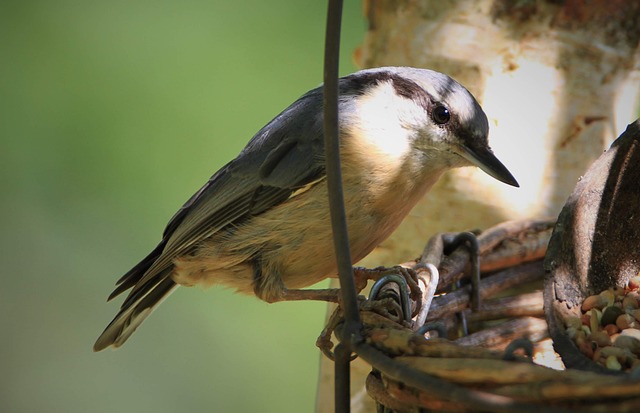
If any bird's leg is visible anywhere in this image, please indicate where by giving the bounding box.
[261,287,343,303]
[253,265,418,305]
[252,260,346,303]
[252,269,343,303]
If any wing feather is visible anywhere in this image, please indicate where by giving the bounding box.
[127,87,327,294]
[96,85,327,349]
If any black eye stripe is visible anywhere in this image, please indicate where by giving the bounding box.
[432,105,450,125]
[342,70,454,127]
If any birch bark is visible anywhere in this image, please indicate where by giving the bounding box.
[317,1,640,411]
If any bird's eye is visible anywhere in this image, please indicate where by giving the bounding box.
[432,105,450,125]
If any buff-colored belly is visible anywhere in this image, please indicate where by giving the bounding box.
[172,165,444,298]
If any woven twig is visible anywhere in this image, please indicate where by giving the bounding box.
[320,219,640,412]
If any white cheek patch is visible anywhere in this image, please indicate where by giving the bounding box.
[351,81,425,160]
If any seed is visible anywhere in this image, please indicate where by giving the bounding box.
[601,306,624,326]
[599,289,615,307]
[621,328,640,343]
[580,313,591,326]
[606,355,622,370]
[613,335,640,355]
[582,295,607,311]
[589,331,612,347]
[604,324,620,335]
[616,313,637,330]
[590,309,601,332]
[600,346,628,359]
[628,275,640,290]
[622,296,639,310]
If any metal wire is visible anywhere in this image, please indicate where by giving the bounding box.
[368,274,412,323]
[322,1,361,412]
[323,0,359,335]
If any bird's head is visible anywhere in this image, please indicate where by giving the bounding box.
[344,67,519,187]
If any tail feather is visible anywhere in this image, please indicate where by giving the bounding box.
[94,273,176,351]
[95,241,177,351]
[108,242,166,301]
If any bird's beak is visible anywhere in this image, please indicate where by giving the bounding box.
[456,143,519,187]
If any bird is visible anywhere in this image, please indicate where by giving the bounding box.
[94,66,518,351]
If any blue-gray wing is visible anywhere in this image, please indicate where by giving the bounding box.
[112,86,327,302]
[95,72,387,349]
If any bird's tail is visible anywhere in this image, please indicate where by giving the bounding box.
[94,244,177,351]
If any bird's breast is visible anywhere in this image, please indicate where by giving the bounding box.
[183,155,447,293]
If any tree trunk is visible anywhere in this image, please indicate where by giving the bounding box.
[317,1,640,411]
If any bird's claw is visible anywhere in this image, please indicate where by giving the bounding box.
[317,266,422,359]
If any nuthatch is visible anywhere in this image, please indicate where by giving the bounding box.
[94,66,518,350]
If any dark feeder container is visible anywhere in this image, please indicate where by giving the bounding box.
[544,120,640,375]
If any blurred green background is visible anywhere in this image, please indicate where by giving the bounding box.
[1,1,365,412]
